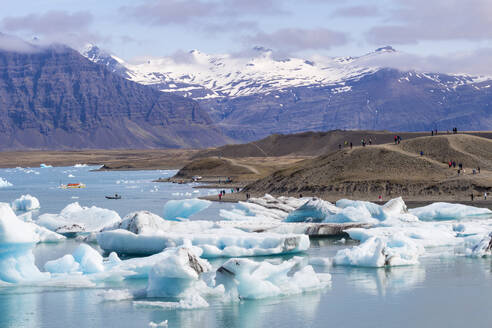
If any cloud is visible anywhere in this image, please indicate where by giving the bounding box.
[358,48,492,76]
[2,11,93,34]
[332,5,380,17]
[1,10,101,48]
[0,33,39,53]
[367,0,492,45]
[245,28,348,53]
[120,0,286,27]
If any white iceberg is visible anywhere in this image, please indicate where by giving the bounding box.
[40,163,52,168]
[285,198,340,222]
[74,164,88,168]
[333,234,424,267]
[37,202,121,234]
[44,254,80,274]
[11,194,40,212]
[162,198,211,221]
[216,257,331,300]
[465,233,492,257]
[0,203,49,283]
[0,177,13,188]
[146,246,211,298]
[409,202,492,221]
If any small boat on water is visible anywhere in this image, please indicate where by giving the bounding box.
[60,183,86,189]
[106,194,122,200]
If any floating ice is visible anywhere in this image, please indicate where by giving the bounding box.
[333,234,424,267]
[410,202,492,221]
[0,203,48,283]
[146,246,211,298]
[285,198,340,222]
[0,177,13,188]
[466,233,492,257]
[40,163,52,168]
[216,257,330,300]
[11,194,40,212]
[74,164,88,168]
[135,295,209,309]
[100,289,134,301]
[162,199,211,221]
[72,244,105,274]
[149,320,168,327]
[68,174,75,178]
[44,254,80,274]
[37,202,121,234]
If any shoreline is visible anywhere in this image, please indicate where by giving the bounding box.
[199,192,492,209]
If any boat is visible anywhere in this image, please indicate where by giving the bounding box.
[60,183,86,189]
[105,194,122,200]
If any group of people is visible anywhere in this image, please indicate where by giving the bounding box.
[394,135,402,144]
[218,187,242,201]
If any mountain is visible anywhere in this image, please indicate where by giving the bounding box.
[0,43,227,150]
[83,45,492,142]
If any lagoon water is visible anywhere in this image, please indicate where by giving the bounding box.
[0,166,491,328]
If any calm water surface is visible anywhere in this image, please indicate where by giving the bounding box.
[0,166,490,328]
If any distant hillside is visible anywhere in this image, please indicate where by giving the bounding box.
[0,43,227,150]
[243,134,492,200]
[194,130,492,158]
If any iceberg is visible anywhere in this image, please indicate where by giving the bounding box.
[333,234,424,267]
[162,198,211,221]
[465,233,492,257]
[146,246,211,298]
[44,244,104,274]
[0,203,48,283]
[285,198,340,222]
[215,257,330,300]
[409,202,492,221]
[11,194,40,212]
[0,177,13,188]
[39,163,52,168]
[97,210,309,257]
[37,202,121,234]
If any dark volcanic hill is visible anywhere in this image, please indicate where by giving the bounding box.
[0,44,227,150]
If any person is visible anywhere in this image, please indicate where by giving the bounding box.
[339,144,342,150]
[484,192,487,200]
[420,151,424,156]
[473,169,476,175]
[457,169,460,176]
[369,138,372,145]
[350,142,353,149]
[299,194,303,198]
[448,161,452,168]
[478,167,481,174]
[378,195,382,201]
[459,163,463,170]
[471,193,474,201]
[219,193,222,201]
[394,135,397,144]
[452,161,456,168]
[431,130,434,136]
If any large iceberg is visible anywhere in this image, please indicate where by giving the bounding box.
[216,257,331,300]
[333,235,424,267]
[0,203,49,283]
[409,203,492,221]
[37,202,121,234]
[11,194,40,212]
[162,199,211,221]
[0,177,13,188]
[97,211,309,257]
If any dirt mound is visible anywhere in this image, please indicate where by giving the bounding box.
[193,130,433,158]
[400,134,492,170]
[244,135,492,200]
[174,157,254,179]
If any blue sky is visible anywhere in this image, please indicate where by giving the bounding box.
[1,0,492,73]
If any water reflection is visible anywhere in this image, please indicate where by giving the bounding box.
[340,265,426,297]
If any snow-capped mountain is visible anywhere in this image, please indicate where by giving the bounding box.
[82,45,492,142]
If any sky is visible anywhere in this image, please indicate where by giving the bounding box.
[1,0,492,74]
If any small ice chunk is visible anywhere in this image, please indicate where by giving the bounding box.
[44,254,80,274]
[333,235,423,267]
[72,244,104,274]
[146,246,211,298]
[11,194,40,212]
[135,295,209,309]
[0,177,13,188]
[149,320,168,327]
[162,199,211,221]
[40,163,52,168]
[216,257,330,300]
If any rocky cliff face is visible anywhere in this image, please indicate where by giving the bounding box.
[0,45,226,150]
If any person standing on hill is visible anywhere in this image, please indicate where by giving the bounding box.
[350,142,353,149]
[394,136,398,144]
[484,192,487,200]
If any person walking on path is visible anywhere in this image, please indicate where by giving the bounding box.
[484,192,487,200]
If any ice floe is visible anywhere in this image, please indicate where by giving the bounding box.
[409,202,492,221]
[0,177,13,188]
[11,194,40,212]
[0,203,49,283]
[162,198,211,221]
[216,257,331,300]
[37,202,121,234]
